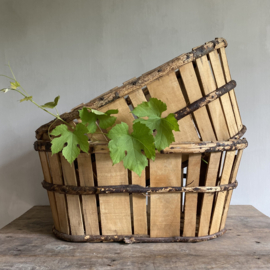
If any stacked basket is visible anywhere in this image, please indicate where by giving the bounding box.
[34,37,248,243]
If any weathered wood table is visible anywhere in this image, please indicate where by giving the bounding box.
[0,205,269,269]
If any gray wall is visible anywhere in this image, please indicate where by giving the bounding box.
[0,0,269,229]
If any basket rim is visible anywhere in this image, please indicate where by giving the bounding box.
[35,37,228,140]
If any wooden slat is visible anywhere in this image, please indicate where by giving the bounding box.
[47,153,70,234]
[150,154,182,237]
[197,152,221,236]
[38,152,60,231]
[219,47,243,131]
[100,97,134,133]
[183,154,201,237]
[209,50,238,137]
[131,171,147,235]
[220,149,243,230]
[196,55,230,141]
[60,155,84,235]
[77,153,100,235]
[209,151,236,234]
[129,89,148,235]
[129,89,147,107]
[147,72,199,142]
[95,154,132,235]
[179,62,216,141]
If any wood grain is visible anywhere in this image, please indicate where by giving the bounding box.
[95,154,132,235]
[47,153,70,235]
[38,151,60,231]
[219,47,243,131]
[150,154,182,237]
[209,151,236,234]
[77,153,100,235]
[147,72,199,142]
[60,155,84,235]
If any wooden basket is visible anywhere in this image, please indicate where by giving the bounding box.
[34,37,248,243]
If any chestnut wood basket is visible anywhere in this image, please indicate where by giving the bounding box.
[35,37,247,243]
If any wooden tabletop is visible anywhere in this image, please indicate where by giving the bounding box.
[0,205,269,269]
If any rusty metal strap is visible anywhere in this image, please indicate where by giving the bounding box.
[174,80,236,120]
[52,227,227,243]
[42,180,238,195]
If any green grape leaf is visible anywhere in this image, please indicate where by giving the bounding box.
[50,123,89,164]
[107,122,155,176]
[79,107,118,133]
[10,81,20,90]
[41,96,60,109]
[20,96,33,102]
[132,98,180,151]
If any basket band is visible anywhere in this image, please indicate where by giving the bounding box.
[52,227,227,243]
[174,80,236,120]
[42,180,238,195]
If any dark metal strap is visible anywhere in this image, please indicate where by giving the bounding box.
[52,227,227,243]
[174,80,236,120]
[42,180,238,195]
[230,125,247,140]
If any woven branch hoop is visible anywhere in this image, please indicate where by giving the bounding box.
[35,37,248,243]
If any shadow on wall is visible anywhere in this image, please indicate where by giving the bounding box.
[0,149,48,229]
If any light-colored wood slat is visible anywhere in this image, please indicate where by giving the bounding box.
[209,50,238,137]
[196,56,230,141]
[219,47,243,131]
[77,153,100,235]
[183,153,201,237]
[198,152,221,236]
[150,154,182,237]
[129,90,148,235]
[209,151,236,234]
[100,97,134,133]
[220,150,243,230]
[129,89,147,108]
[60,155,84,235]
[147,72,199,142]
[179,62,216,141]
[95,154,132,235]
[179,62,221,237]
[38,152,60,231]
[132,171,147,235]
[47,153,69,235]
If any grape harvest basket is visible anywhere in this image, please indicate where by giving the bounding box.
[34,37,248,243]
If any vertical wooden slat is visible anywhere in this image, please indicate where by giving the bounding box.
[129,89,147,107]
[96,154,132,235]
[209,151,236,234]
[209,50,238,137]
[131,171,147,235]
[197,153,221,236]
[220,150,243,230]
[47,153,70,234]
[147,72,199,142]
[100,97,134,133]
[39,152,60,231]
[77,153,100,235]
[183,154,201,237]
[196,55,230,141]
[150,154,182,237]
[179,62,221,236]
[60,155,84,235]
[195,55,231,236]
[219,47,243,131]
[179,62,216,141]
[129,90,148,235]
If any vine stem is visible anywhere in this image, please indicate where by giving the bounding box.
[13,89,72,128]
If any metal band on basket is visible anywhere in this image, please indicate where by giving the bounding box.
[52,227,227,243]
[42,180,238,195]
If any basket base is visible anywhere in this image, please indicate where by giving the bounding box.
[52,227,226,244]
